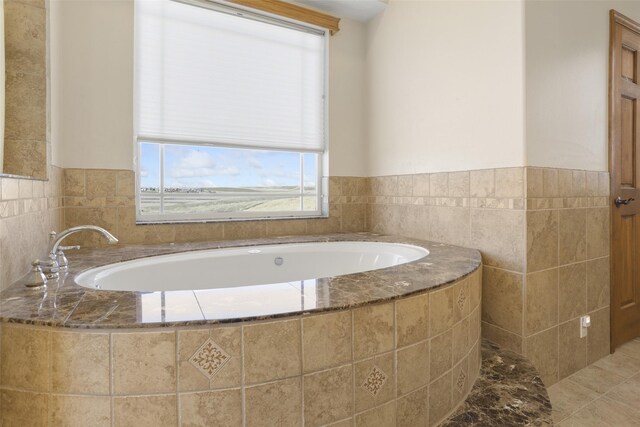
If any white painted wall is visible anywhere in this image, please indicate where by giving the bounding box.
[0,0,4,171]
[49,0,368,176]
[525,0,640,172]
[50,0,134,171]
[365,0,525,176]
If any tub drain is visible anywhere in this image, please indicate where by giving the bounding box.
[274,256,284,266]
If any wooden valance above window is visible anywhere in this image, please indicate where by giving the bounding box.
[228,0,341,34]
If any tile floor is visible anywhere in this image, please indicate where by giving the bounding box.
[548,338,640,426]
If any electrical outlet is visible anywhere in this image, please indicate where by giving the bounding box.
[580,315,591,338]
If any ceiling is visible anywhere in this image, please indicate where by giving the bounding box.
[295,0,388,22]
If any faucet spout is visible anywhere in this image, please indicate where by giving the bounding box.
[50,225,118,257]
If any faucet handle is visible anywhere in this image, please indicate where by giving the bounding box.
[56,246,80,271]
[26,260,47,288]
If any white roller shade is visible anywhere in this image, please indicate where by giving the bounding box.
[135,0,326,151]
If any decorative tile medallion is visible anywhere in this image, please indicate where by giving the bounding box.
[362,365,388,397]
[189,338,230,380]
[455,369,467,393]
[457,288,467,312]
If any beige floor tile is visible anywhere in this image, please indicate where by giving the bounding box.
[547,379,599,422]
[594,352,640,378]
[563,396,640,427]
[605,373,640,410]
[617,340,640,360]
[568,365,625,395]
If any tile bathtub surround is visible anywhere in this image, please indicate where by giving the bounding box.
[0,166,64,291]
[365,167,611,386]
[0,269,482,426]
[57,165,609,387]
[62,169,367,247]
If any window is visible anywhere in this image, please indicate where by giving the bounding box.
[134,0,328,222]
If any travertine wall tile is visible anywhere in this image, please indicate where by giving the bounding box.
[412,173,430,197]
[430,206,470,248]
[452,318,469,365]
[527,210,559,272]
[430,173,448,197]
[482,322,523,354]
[353,303,394,360]
[470,169,495,198]
[396,341,429,396]
[559,319,587,379]
[587,207,610,259]
[448,171,469,197]
[429,371,452,426]
[112,331,176,394]
[303,311,352,373]
[430,329,453,380]
[303,365,353,426]
[526,327,559,386]
[178,326,241,392]
[558,263,587,323]
[395,293,429,347]
[113,395,178,427]
[470,208,524,271]
[180,390,242,427]
[50,395,110,427]
[587,306,611,365]
[354,352,395,412]
[245,378,302,427]
[0,325,50,391]
[586,257,610,312]
[526,168,544,198]
[526,269,558,335]
[495,168,524,198]
[558,209,586,264]
[51,331,110,394]
[429,286,455,336]
[396,385,429,427]
[1,389,49,426]
[243,319,301,384]
[481,267,523,335]
[452,355,470,403]
[355,401,396,427]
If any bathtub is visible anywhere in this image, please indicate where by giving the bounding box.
[0,234,482,426]
[75,241,429,292]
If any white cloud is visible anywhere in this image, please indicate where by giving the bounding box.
[248,157,263,169]
[169,150,240,178]
[140,169,149,177]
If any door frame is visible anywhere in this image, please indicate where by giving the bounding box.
[609,10,640,351]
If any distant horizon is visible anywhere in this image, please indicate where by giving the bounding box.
[140,143,317,190]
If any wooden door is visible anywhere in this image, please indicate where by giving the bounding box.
[610,10,640,349]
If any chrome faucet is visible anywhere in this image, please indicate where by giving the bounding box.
[38,225,119,280]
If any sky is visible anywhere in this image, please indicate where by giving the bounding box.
[140,143,317,189]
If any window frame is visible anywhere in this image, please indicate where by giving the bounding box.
[133,0,330,224]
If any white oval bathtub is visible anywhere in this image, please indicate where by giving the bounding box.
[74,241,429,292]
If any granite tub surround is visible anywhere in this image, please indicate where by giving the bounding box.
[0,233,481,327]
[0,234,482,426]
[443,340,553,426]
[365,166,611,387]
[62,169,368,247]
